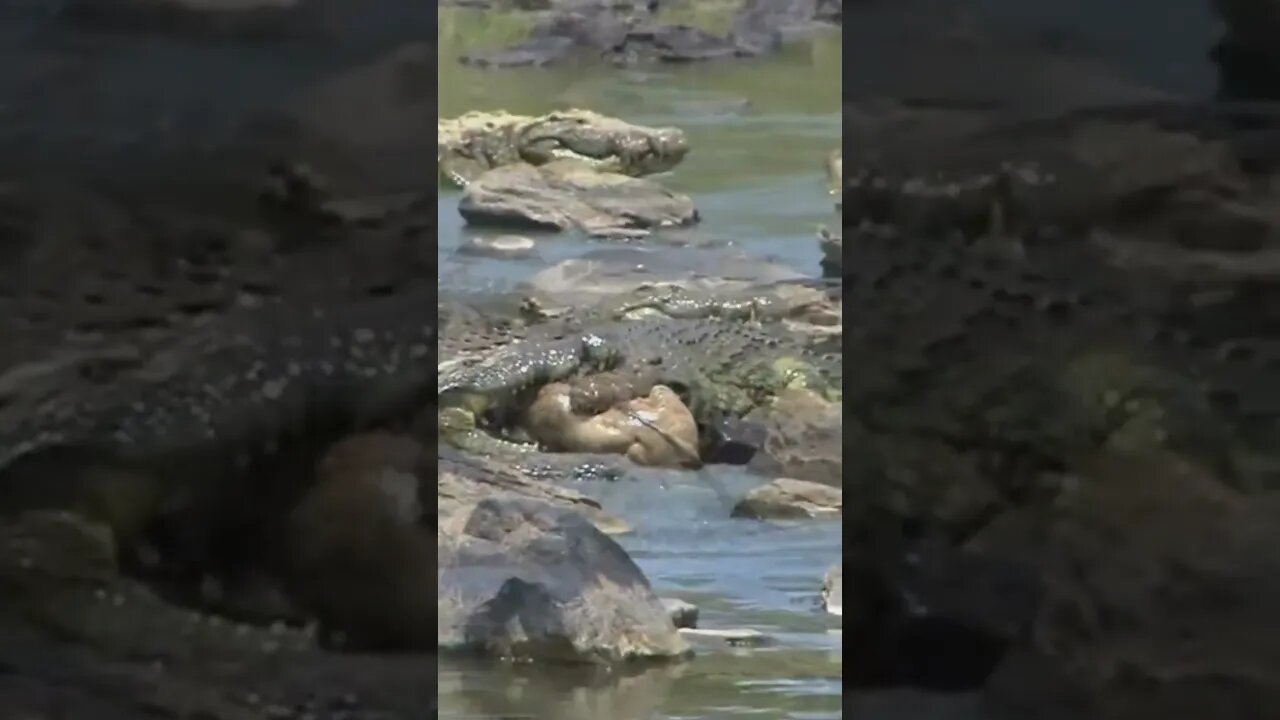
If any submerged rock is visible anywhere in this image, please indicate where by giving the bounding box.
[437,496,689,663]
[731,477,842,520]
[456,234,539,260]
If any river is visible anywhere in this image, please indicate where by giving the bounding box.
[0,0,1233,716]
[437,6,846,719]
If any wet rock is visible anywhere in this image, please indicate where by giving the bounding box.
[437,496,689,663]
[661,597,699,629]
[818,226,842,278]
[525,382,701,469]
[282,432,435,651]
[731,477,842,520]
[821,563,842,616]
[457,161,698,237]
[438,449,631,535]
[456,234,538,260]
[745,389,842,487]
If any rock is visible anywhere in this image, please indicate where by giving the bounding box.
[457,0,837,68]
[745,389,842,487]
[661,597,699,629]
[731,477,842,520]
[523,247,806,310]
[438,496,689,663]
[821,563,842,617]
[458,161,699,238]
[525,382,701,469]
[438,449,631,536]
[455,234,538,260]
[281,433,435,651]
[975,451,1280,719]
[818,225,841,278]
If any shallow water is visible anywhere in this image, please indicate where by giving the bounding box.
[437,8,842,295]
[440,468,846,720]
[436,6,845,719]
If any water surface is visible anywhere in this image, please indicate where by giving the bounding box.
[437,8,842,295]
[437,7,844,719]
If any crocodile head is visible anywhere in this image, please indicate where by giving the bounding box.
[437,320,623,456]
[515,109,688,178]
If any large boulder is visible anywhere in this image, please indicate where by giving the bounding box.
[438,496,689,663]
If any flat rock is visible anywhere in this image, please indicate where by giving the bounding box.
[523,247,806,309]
[438,451,631,535]
[458,161,698,238]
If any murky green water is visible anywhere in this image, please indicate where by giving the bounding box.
[437,7,843,719]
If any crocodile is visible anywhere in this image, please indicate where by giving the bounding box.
[437,109,689,188]
[436,301,842,460]
[0,283,438,588]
